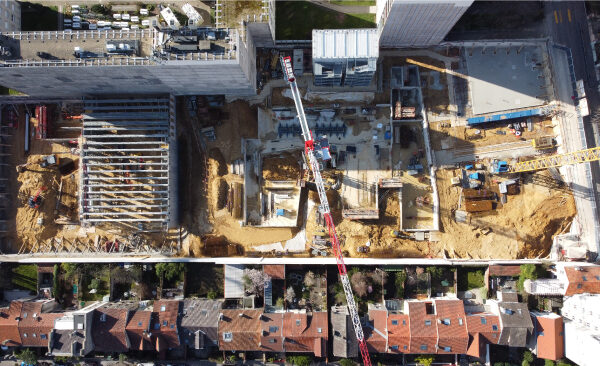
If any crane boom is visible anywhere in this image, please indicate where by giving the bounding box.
[280,56,372,366]
[510,146,600,172]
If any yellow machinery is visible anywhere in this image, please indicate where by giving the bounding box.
[532,136,555,150]
[510,146,600,173]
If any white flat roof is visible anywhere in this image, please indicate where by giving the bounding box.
[312,29,378,60]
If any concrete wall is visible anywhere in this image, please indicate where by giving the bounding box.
[0,0,20,32]
[378,0,472,48]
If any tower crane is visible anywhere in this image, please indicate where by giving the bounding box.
[509,146,600,173]
[280,56,372,366]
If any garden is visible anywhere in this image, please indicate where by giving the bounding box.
[286,266,327,311]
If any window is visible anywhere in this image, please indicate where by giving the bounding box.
[154,323,160,330]
[317,328,322,333]
[138,321,143,326]
[201,310,208,317]
[420,345,427,351]
[391,345,398,350]
[492,325,498,331]
[425,320,431,326]
[41,334,47,340]
[269,339,276,343]
[480,317,487,325]
[23,312,27,318]
[577,284,583,289]
[443,346,451,352]
[442,318,451,325]
[402,319,406,326]
[334,330,341,337]
[392,320,399,325]
[458,318,463,326]
[296,319,301,326]
[100,314,107,322]
[595,276,600,281]
[583,276,588,281]
[223,332,233,342]
[170,324,175,329]
[269,326,278,333]
[163,320,168,327]
[160,305,166,312]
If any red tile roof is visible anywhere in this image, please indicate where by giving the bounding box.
[218,309,262,351]
[260,313,284,352]
[93,307,130,353]
[263,265,285,280]
[365,308,387,353]
[282,311,328,356]
[18,302,61,347]
[532,313,564,361]
[564,266,600,295]
[151,300,181,350]
[126,311,153,351]
[0,302,23,346]
[435,299,468,354]
[466,333,485,358]
[387,313,409,353]
[488,265,521,277]
[408,302,437,354]
[466,313,500,345]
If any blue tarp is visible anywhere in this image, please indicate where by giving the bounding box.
[467,108,542,125]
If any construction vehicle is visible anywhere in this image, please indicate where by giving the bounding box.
[532,136,555,150]
[490,160,509,174]
[28,186,47,209]
[281,56,372,366]
[16,155,59,173]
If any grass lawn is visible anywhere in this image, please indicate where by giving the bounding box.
[0,86,23,95]
[276,1,376,40]
[12,265,37,292]
[458,268,486,291]
[20,2,59,31]
[330,0,376,6]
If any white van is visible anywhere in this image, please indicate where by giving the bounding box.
[88,23,97,30]
[73,15,81,22]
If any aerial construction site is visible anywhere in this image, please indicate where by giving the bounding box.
[0,36,590,262]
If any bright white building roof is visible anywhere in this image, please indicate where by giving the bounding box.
[312,29,378,60]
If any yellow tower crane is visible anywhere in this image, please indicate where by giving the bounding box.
[509,146,600,173]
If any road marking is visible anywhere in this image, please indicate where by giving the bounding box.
[554,10,558,24]
[568,8,572,22]
[560,10,563,23]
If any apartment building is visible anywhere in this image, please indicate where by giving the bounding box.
[0,0,20,32]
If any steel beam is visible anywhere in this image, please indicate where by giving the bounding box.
[84,218,167,222]
[82,155,168,160]
[83,169,168,174]
[85,190,169,194]
[84,148,168,152]
[82,197,168,202]
[87,183,169,188]
[82,134,168,138]
[83,212,168,216]
[85,176,169,181]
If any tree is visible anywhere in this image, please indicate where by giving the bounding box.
[242,268,270,297]
[339,359,356,366]
[395,270,407,298]
[415,355,435,366]
[287,355,312,366]
[556,360,574,366]
[522,350,534,366]
[518,264,540,292]
[15,348,37,365]
[426,266,444,279]
[207,290,217,299]
[52,264,60,299]
[350,271,370,298]
[118,353,128,364]
[89,278,100,290]
[155,263,185,288]
[285,286,296,302]
[275,297,284,307]
[304,271,316,288]
[545,360,556,366]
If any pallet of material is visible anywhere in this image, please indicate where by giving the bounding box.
[342,209,379,220]
[464,200,493,213]
[463,188,494,200]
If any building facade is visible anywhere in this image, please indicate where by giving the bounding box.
[376,0,472,48]
[0,0,20,32]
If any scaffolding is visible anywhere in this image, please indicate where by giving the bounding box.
[79,97,172,232]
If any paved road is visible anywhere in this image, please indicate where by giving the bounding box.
[545,1,600,252]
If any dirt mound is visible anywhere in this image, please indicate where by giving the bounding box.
[208,148,227,177]
[262,152,301,181]
[211,178,229,211]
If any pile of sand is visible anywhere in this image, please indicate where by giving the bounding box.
[262,152,301,181]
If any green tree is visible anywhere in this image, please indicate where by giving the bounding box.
[89,278,100,290]
[339,359,356,366]
[556,360,574,366]
[155,263,185,288]
[545,360,556,366]
[52,264,60,299]
[287,355,312,366]
[415,355,435,366]
[118,353,128,364]
[395,270,407,298]
[426,266,444,279]
[15,348,37,365]
[518,264,540,292]
[207,290,217,299]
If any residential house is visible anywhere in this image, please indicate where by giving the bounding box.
[0,301,24,347]
[487,293,533,347]
[180,299,223,355]
[524,264,600,296]
[282,310,327,357]
[386,309,409,354]
[485,264,521,293]
[49,302,100,357]
[465,313,500,359]
[529,312,564,361]
[126,310,153,352]
[150,300,181,354]
[365,303,387,353]
[561,294,600,366]
[435,299,469,354]
[331,306,358,358]
[218,309,262,352]
[260,312,284,352]
[92,305,131,354]
[16,300,61,349]
[407,301,438,353]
